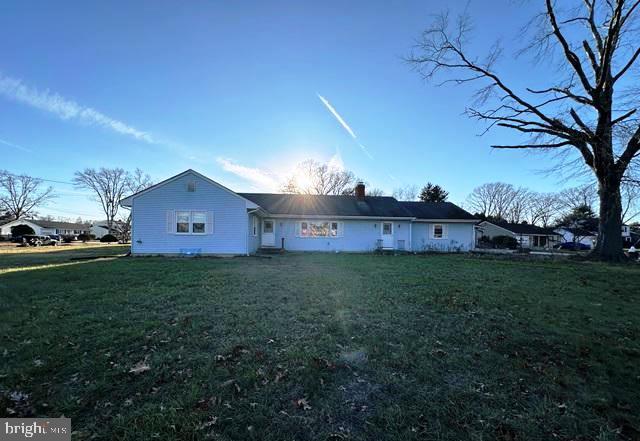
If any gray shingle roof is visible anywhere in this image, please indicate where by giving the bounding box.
[239,193,475,220]
[491,221,558,235]
[32,220,90,230]
[239,193,415,217]
[399,202,476,220]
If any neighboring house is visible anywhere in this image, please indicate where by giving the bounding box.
[0,219,90,238]
[555,223,631,247]
[120,169,478,256]
[622,224,632,246]
[554,227,597,247]
[90,220,110,239]
[477,221,561,249]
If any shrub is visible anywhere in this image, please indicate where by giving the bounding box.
[77,233,92,242]
[491,235,519,249]
[100,234,118,243]
[62,235,75,243]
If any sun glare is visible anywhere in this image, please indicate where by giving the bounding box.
[293,168,313,193]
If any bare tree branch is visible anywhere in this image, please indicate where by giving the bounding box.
[0,171,55,219]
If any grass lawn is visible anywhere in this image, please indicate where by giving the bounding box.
[1,250,639,440]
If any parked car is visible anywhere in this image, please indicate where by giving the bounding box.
[21,235,59,247]
[554,242,591,251]
[48,234,63,242]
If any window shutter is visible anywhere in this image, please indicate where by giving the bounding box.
[430,224,434,239]
[166,210,174,234]
[206,211,214,234]
[295,222,301,237]
[338,222,344,237]
[443,224,448,239]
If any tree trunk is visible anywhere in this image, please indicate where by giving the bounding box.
[592,173,624,261]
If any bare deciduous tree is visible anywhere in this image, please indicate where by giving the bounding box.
[73,168,131,235]
[367,188,386,197]
[0,170,55,219]
[117,168,153,242]
[506,188,532,223]
[281,160,357,195]
[557,184,598,212]
[466,182,521,220]
[621,181,640,223]
[409,0,640,260]
[392,185,420,201]
[526,192,562,227]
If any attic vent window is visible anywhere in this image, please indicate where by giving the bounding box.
[187,182,196,192]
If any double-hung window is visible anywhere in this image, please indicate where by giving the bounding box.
[192,212,206,233]
[176,211,191,233]
[432,224,445,239]
[175,211,207,234]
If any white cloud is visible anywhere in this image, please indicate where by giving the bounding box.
[0,72,154,143]
[0,137,31,153]
[216,157,281,191]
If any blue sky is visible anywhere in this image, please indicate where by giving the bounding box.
[0,0,587,219]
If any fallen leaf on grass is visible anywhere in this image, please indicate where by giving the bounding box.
[198,416,218,430]
[295,398,312,411]
[129,360,150,374]
[274,369,288,383]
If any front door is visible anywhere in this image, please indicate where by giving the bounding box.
[261,219,275,247]
[382,222,394,249]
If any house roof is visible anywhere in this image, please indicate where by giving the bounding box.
[119,169,475,220]
[555,226,597,237]
[238,193,415,218]
[1,219,89,230]
[120,169,258,208]
[486,221,558,235]
[32,220,90,230]
[399,202,476,220]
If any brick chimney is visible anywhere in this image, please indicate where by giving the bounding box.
[355,181,365,200]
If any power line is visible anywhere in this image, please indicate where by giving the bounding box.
[2,171,75,186]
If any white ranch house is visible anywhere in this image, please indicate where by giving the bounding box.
[476,221,562,250]
[0,219,90,238]
[120,169,478,255]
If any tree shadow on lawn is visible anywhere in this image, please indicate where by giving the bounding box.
[0,255,639,440]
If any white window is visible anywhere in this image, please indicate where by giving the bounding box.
[299,221,342,237]
[432,224,445,239]
[175,210,208,234]
[192,211,206,234]
[176,211,190,233]
[187,181,196,192]
[252,216,258,236]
